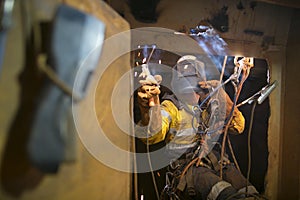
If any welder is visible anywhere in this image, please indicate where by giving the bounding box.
[135,55,259,200]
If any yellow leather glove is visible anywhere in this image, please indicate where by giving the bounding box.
[137,84,161,107]
[137,75,162,126]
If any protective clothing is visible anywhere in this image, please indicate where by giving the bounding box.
[136,93,256,199]
[135,55,257,200]
[138,94,245,154]
[136,55,245,148]
[172,55,206,96]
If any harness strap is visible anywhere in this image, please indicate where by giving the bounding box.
[186,166,196,196]
[176,171,187,192]
[206,150,230,171]
[176,165,196,197]
[207,151,221,171]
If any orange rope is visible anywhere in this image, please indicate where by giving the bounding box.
[220,67,251,179]
[180,157,199,179]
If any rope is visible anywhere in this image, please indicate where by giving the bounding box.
[180,157,199,179]
[227,135,241,172]
[220,65,251,179]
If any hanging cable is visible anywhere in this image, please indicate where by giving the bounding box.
[246,100,257,195]
[136,44,160,200]
[146,108,160,200]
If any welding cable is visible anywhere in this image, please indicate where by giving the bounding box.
[146,108,160,200]
[132,125,139,200]
[246,100,257,195]
[137,45,160,200]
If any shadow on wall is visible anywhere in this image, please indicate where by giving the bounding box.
[1,4,106,196]
[0,27,46,197]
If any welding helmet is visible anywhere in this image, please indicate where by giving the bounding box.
[171,55,206,95]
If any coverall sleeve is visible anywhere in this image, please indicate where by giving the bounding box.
[224,91,245,134]
[135,100,177,144]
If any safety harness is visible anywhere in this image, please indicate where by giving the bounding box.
[160,93,230,200]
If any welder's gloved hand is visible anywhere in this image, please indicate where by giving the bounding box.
[137,75,162,108]
[199,80,226,108]
[199,80,245,134]
[198,80,222,92]
[199,80,229,116]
